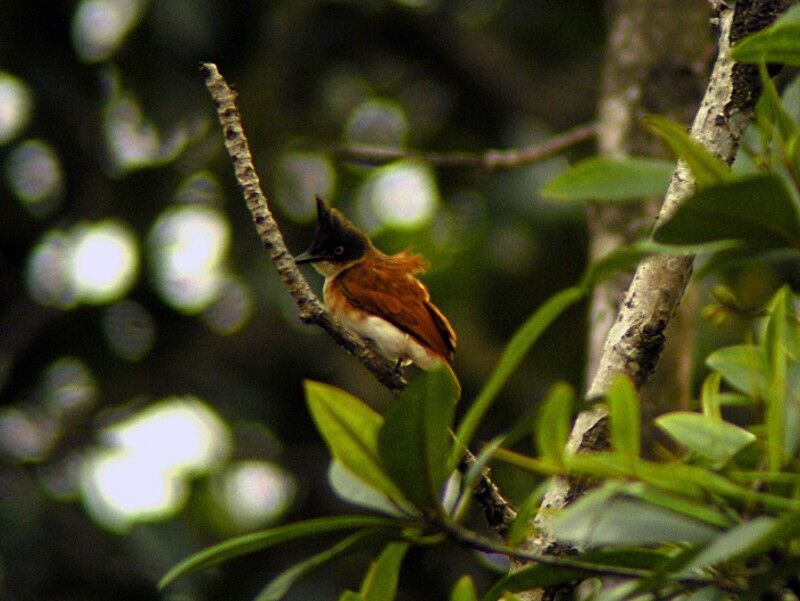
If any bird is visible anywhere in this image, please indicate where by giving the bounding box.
[294,197,456,371]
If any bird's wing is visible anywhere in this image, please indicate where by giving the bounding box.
[336,264,456,361]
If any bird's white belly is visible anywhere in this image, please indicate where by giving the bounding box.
[330,302,439,370]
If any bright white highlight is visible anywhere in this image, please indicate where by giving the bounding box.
[362,161,438,228]
[0,72,33,145]
[72,0,145,63]
[70,220,139,304]
[81,396,231,531]
[220,461,296,530]
[149,206,230,312]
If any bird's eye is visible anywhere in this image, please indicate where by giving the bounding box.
[333,246,345,256]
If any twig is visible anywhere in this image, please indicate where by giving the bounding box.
[200,62,516,533]
[436,519,744,594]
[517,1,788,600]
[326,123,596,170]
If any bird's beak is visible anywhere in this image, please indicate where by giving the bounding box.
[294,250,323,264]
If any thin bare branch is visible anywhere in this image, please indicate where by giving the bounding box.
[326,122,596,170]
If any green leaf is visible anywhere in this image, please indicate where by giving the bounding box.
[653,175,800,248]
[541,157,673,202]
[305,381,410,508]
[450,576,478,601]
[619,482,732,528]
[643,115,731,187]
[550,485,718,547]
[255,530,377,601]
[505,481,550,547]
[607,375,640,464]
[378,365,457,509]
[678,517,776,573]
[328,461,415,517]
[756,62,797,144]
[479,566,581,601]
[700,372,723,419]
[359,542,409,601]
[655,412,756,467]
[731,6,800,66]
[158,515,402,589]
[339,592,366,601]
[578,548,671,571]
[706,343,769,398]
[765,286,791,470]
[451,286,585,467]
[535,383,574,465]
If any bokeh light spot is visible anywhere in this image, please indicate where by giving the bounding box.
[0,72,33,146]
[358,160,438,229]
[0,408,56,462]
[5,139,65,217]
[217,461,296,531]
[26,230,78,309]
[81,396,231,531]
[41,356,97,416]
[148,205,230,313]
[72,0,146,63]
[102,300,156,361]
[274,152,336,221]
[81,447,189,531]
[70,220,139,304]
[203,275,253,335]
[345,99,408,147]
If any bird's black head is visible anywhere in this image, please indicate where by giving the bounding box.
[295,197,369,266]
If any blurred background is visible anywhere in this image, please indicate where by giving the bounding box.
[0,1,606,599]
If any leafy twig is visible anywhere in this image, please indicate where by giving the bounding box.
[519,2,788,599]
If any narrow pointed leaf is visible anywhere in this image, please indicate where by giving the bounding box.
[706,344,769,398]
[756,63,797,143]
[328,461,415,517]
[378,366,457,509]
[535,383,574,465]
[678,517,776,573]
[550,486,718,547]
[305,381,409,506]
[620,482,732,527]
[731,5,800,66]
[450,576,478,601]
[339,593,366,601]
[700,372,723,419]
[655,412,756,466]
[541,157,673,201]
[765,286,791,470]
[653,176,800,248]
[607,375,640,463]
[158,516,402,589]
[451,286,585,466]
[255,530,377,601]
[480,566,581,601]
[643,115,731,187]
[359,542,409,601]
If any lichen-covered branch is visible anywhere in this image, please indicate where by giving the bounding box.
[516,1,787,599]
[201,62,515,535]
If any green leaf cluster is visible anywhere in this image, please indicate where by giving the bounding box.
[159,22,800,601]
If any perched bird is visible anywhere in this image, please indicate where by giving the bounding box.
[295,197,456,370]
